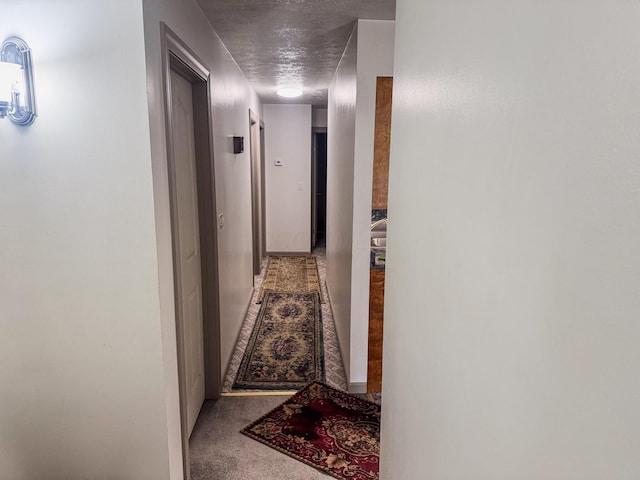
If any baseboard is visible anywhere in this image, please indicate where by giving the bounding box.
[348,382,367,394]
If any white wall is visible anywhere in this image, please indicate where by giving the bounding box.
[381,1,640,479]
[0,2,171,479]
[142,1,262,474]
[142,0,263,378]
[263,104,312,252]
[326,20,395,390]
[350,20,395,387]
[326,24,358,383]
[312,108,328,128]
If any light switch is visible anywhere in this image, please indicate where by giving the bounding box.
[297,182,303,191]
[218,213,224,231]
[274,158,284,166]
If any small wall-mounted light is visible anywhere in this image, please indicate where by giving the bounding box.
[0,37,36,126]
[233,136,244,154]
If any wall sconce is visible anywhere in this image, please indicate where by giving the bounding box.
[0,37,36,126]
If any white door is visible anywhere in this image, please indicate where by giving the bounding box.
[171,70,205,437]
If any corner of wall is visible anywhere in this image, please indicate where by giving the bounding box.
[348,16,396,386]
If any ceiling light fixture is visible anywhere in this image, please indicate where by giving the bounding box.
[277,86,303,98]
[0,37,36,126]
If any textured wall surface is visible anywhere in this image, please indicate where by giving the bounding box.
[381,1,640,478]
[197,0,396,105]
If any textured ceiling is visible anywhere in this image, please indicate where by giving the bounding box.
[197,0,396,105]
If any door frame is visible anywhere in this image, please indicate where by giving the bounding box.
[311,127,327,248]
[311,132,317,247]
[249,109,263,275]
[160,23,222,480]
[367,76,393,393]
[260,120,266,257]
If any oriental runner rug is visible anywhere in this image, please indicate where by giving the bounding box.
[257,255,324,303]
[241,381,380,480]
[233,291,325,390]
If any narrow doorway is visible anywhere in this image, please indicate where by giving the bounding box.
[161,24,222,480]
[312,132,327,247]
[260,120,266,257]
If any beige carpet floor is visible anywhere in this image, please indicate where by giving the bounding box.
[190,396,332,479]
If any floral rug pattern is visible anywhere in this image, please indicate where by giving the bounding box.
[233,292,325,390]
[258,256,324,303]
[223,248,347,393]
[241,382,380,480]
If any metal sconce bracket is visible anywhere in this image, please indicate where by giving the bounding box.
[1,37,37,126]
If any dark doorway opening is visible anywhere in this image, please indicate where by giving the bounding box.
[314,132,327,247]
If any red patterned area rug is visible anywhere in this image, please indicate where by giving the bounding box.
[241,382,380,480]
[234,291,325,390]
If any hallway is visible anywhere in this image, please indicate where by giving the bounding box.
[222,248,348,393]
[190,249,353,479]
[4,2,639,479]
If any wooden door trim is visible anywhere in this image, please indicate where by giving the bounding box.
[367,76,393,393]
[371,77,393,210]
[249,109,262,275]
[160,22,222,480]
[311,132,317,247]
[260,121,266,258]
